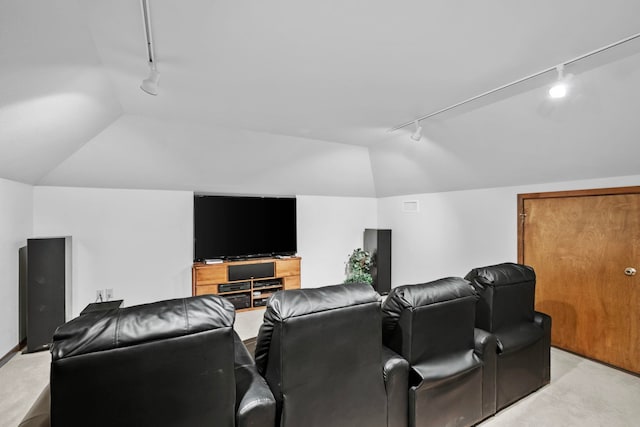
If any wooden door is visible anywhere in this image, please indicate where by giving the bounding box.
[518,187,640,374]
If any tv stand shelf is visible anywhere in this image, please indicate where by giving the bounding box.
[192,257,301,311]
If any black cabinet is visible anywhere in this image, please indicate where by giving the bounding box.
[26,237,72,353]
[364,229,391,295]
[79,300,123,316]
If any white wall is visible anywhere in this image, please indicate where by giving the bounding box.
[0,178,33,356]
[378,175,640,287]
[28,189,377,319]
[33,187,193,317]
[25,174,638,328]
[297,195,378,287]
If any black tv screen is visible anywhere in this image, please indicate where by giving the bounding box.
[194,195,297,261]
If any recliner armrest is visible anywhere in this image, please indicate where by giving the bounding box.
[533,311,552,385]
[234,333,276,427]
[382,346,409,427]
[533,311,551,333]
[474,328,497,418]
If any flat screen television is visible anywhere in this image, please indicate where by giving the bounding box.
[194,195,297,261]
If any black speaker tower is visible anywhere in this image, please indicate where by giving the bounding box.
[364,229,391,295]
[26,237,72,353]
[18,246,27,345]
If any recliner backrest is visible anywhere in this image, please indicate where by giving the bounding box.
[382,277,479,364]
[50,295,237,427]
[254,283,387,427]
[464,262,536,332]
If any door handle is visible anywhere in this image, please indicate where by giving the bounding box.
[624,267,637,276]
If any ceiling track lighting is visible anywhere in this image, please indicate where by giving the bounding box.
[390,31,640,133]
[140,0,159,95]
[410,120,422,141]
[548,64,573,99]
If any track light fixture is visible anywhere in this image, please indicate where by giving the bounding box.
[410,120,423,141]
[140,0,159,95]
[141,67,160,95]
[390,31,640,132]
[548,64,572,99]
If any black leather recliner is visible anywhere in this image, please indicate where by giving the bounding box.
[382,277,497,427]
[254,283,409,427]
[465,262,551,411]
[49,295,275,427]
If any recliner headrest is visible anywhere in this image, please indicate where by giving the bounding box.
[385,277,477,310]
[266,283,381,321]
[381,277,478,356]
[465,262,535,289]
[51,295,235,360]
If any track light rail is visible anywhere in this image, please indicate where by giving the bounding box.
[390,31,640,132]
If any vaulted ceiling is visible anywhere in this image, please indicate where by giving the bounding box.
[2,0,640,197]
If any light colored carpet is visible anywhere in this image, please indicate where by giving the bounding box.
[2,310,640,427]
[0,350,49,427]
[234,309,266,341]
[479,348,640,426]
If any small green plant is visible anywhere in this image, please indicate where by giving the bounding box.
[344,248,373,285]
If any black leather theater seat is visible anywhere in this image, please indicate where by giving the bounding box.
[254,283,409,427]
[465,262,551,411]
[382,277,497,427]
[49,295,275,427]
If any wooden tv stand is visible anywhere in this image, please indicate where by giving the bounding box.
[192,257,301,312]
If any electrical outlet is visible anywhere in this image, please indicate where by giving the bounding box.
[96,289,104,302]
[105,288,113,301]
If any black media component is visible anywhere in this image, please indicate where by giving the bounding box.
[26,237,72,353]
[218,282,251,293]
[253,299,268,308]
[222,293,251,310]
[193,195,297,261]
[253,279,282,289]
[364,229,392,295]
[228,262,275,282]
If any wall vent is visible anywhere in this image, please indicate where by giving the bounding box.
[402,200,419,213]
